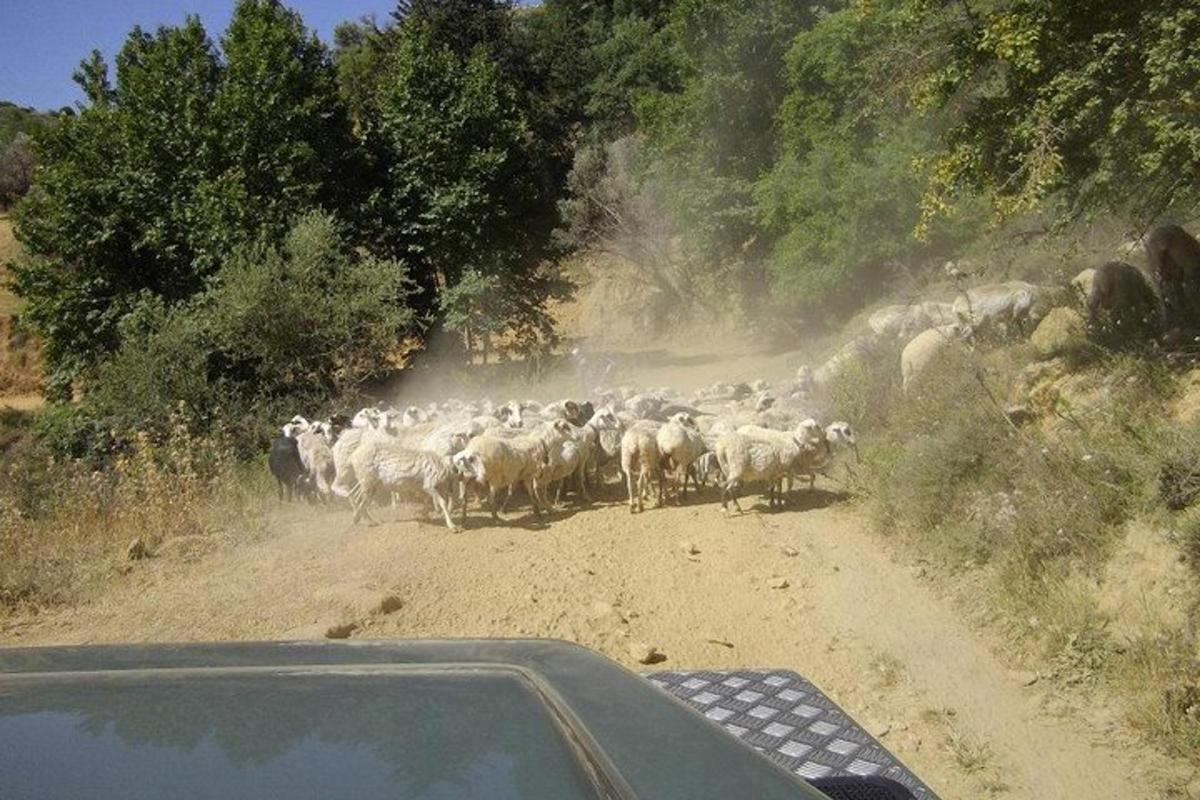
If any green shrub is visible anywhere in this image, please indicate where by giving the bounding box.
[76,212,416,456]
[871,343,1130,580]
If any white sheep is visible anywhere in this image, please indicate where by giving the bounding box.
[453,420,572,520]
[718,421,825,513]
[868,302,955,340]
[545,407,623,504]
[331,409,400,499]
[295,428,336,499]
[655,412,707,500]
[794,420,859,488]
[541,437,589,507]
[347,437,460,530]
[419,418,488,458]
[620,420,663,513]
[901,324,971,391]
[952,281,1046,336]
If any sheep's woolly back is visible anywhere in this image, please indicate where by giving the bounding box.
[461,432,548,491]
[656,419,706,470]
[715,432,795,484]
[620,424,661,476]
[351,438,457,498]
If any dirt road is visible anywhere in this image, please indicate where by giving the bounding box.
[5,487,1176,799]
[3,337,1190,798]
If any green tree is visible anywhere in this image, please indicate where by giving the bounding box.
[368,4,569,339]
[210,0,362,252]
[13,2,362,398]
[12,18,221,398]
[331,17,386,129]
[755,3,976,313]
[900,0,1200,225]
[636,0,820,307]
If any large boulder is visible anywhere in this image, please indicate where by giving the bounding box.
[1030,307,1086,357]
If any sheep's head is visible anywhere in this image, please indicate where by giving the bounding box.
[282,415,310,438]
[670,411,697,429]
[447,431,471,454]
[350,408,376,429]
[587,406,620,431]
[825,421,856,446]
[377,408,403,435]
[826,421,861,462]
[549,419,574,437]
[753,392,776,412]
[495,401,524,428]
[451,451,475,482]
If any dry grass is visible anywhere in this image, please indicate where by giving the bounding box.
[0,214,22,316]
[1114,624,1200,761]
[841,335,1200,764]
[921,707,996,775]
[0,411,268,617]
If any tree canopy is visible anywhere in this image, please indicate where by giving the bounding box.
[7,0,1200,441]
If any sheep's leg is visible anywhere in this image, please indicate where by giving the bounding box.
[350,485,371,524]
[577,462,592,502]
[459,482,470,526]
[526,479,543,517]
[488,487,502,521]
[431,490,458,531]
[626,467,637,513]
[721,478,743,514]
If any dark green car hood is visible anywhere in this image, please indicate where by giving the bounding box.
[0,639,828,800]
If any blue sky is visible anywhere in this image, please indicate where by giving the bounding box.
[0,1,399,110]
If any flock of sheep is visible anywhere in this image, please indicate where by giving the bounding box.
[268,224,1200,531]
[824,223,1200,394]
[268,383,859,531]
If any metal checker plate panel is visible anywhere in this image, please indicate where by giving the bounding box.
[646,669,938,800]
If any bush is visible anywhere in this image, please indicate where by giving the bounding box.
[0,134,35,207]
[75,212,416,457]
[871,343,1130,582]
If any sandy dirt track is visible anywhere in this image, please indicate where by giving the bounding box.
[4,486,1179,799]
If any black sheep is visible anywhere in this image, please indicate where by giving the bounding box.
[1147,224,1200,336]
[1086,261,1162,348]
[268,435,311,502]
